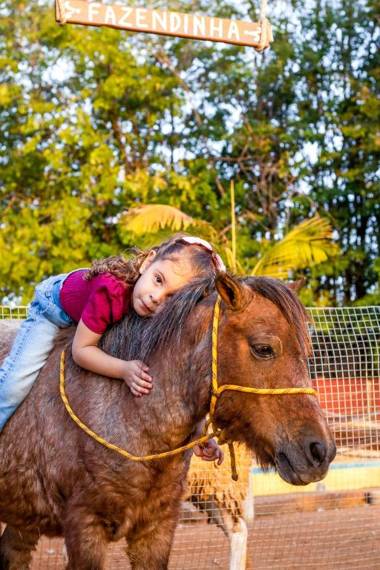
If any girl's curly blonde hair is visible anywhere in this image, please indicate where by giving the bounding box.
[85,234,220,284]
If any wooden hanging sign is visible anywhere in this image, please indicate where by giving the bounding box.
[56,1,273,50]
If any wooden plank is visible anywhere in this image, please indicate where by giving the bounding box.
[254,490,368,516]
[55,0,272,49]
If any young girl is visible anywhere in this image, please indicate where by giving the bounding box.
[0,235,225,463]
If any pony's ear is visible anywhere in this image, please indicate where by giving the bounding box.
[287,278,306,294]
[215,273,250,311]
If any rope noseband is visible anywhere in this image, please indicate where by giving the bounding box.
[60,295,317,476]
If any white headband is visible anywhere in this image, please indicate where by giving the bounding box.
[179,236,226,272]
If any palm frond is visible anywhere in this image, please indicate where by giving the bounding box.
[252,216,339,279]
[120,204,196,235]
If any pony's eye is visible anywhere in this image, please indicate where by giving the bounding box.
[251,344,275,360]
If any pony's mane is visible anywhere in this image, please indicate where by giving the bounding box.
[101,275,310,362]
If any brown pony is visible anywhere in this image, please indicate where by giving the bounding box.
[0,273,335,570]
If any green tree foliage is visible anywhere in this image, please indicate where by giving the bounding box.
[0,0,378,304]
[291,0,380,305]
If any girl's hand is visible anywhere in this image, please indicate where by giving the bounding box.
[122,360,153,397]
[193,439,224,465]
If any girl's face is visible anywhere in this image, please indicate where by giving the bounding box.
[132,252,195,317]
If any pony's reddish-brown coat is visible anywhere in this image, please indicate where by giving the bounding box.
[0,276,335,570]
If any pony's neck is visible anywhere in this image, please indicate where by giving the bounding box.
[161,308,212,405]
[142,301,213,446]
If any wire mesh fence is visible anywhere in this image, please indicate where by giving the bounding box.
[0,305,28,319]
[1,305,380,569]
[309,306,380,455]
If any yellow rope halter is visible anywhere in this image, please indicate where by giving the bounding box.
[209,297,317,419]
[60,295,317,475]
[60,350,220,461]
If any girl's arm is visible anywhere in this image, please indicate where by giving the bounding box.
[72,320,153,396]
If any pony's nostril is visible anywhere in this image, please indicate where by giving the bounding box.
[309,441,326,466]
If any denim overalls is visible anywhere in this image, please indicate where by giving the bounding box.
[0,273,74,431]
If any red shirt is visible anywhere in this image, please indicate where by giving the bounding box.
[60,270,132,334]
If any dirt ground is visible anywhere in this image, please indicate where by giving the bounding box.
[30,503,380,570]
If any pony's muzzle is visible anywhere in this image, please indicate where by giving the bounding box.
[275,435,336,485]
